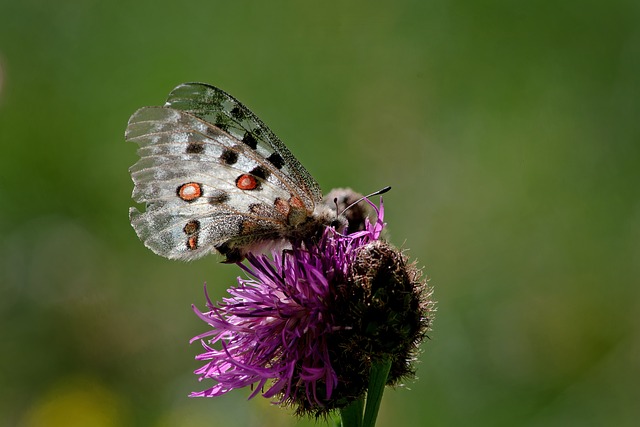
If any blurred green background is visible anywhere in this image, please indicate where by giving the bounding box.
[1,0,639,426]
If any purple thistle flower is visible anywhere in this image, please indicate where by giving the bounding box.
[191,201,384,396]
[191,198,433,416]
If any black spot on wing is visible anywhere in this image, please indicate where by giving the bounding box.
[208,190,230,205]
[242,132,257,149]
[183,220,200,235]
[220,149,238,165]
[230,106,245,120]
[249,166,269,181]
[266,153,284,169]
[186,142,204,154]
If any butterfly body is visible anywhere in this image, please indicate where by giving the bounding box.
[127,83,341,263]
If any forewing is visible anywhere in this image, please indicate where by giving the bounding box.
[126,106,295,260]
[164,82,322,206]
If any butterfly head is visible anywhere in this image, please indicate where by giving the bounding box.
[322,187,390,235]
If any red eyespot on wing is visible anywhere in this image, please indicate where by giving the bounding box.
[274,198,291,217]
[286,196,309,226]
[187,235,198,250]
[236,174,258,190]
[289,196,305,209]
[178,182,202,201]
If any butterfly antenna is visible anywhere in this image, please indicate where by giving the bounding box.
[339,186,391,217]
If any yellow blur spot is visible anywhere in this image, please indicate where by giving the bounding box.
[21,376,126,427]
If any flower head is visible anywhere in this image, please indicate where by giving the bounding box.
[191,199,433,416]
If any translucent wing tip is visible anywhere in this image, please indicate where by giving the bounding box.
[165,82,226,109]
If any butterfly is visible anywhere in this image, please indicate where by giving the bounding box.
[126,83,348,263]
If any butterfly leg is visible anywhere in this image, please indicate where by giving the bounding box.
[279,248,296,281]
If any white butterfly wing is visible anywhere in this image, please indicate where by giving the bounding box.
[126,85,323,261]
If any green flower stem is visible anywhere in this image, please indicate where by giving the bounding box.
[338,358,393,427]
[362,358,392,427]
[339,396,364,427]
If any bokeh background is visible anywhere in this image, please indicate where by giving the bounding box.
[1,1,639,426]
